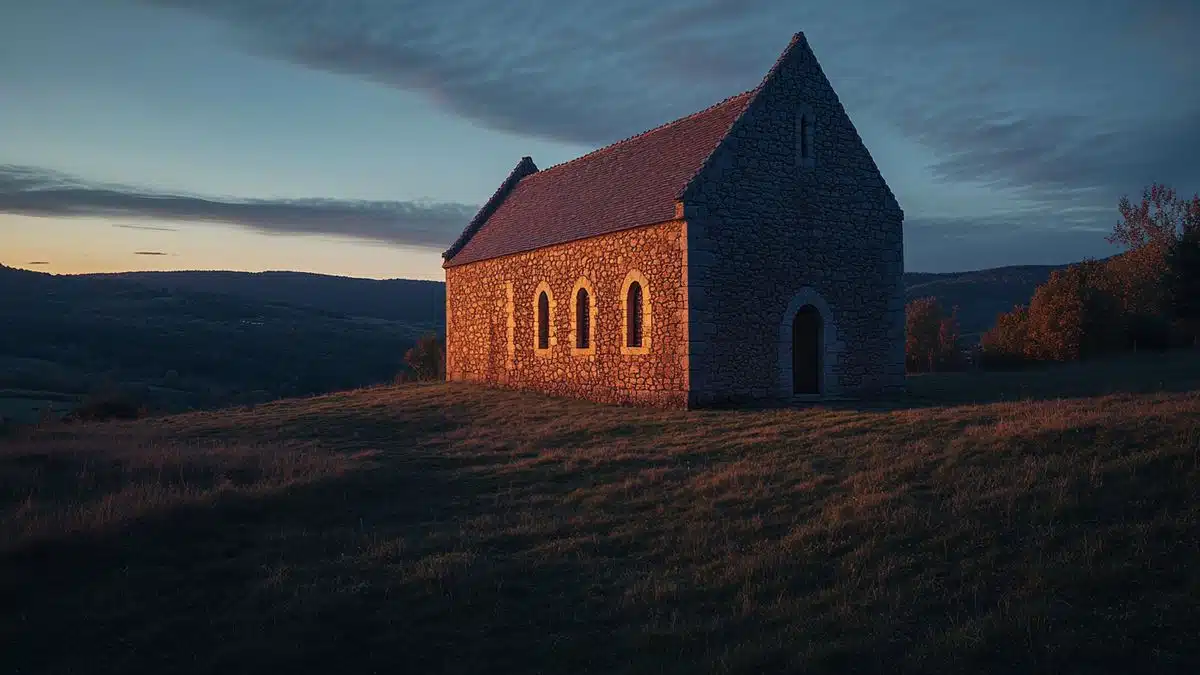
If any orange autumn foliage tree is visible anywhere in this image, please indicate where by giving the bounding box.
[1022,260,1123,362]
[980,183,1200,368]
[982,261,1122,367]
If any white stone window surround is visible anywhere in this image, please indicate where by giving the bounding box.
[620,269,652,355]
[778,287,842,397]
[533,280,557,356]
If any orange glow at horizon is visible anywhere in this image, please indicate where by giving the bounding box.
[1,215,446,281]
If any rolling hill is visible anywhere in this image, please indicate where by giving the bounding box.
[903,264,1074,338]
[85,270,446,323]
[84,262,1071,338]
[0,265,437,420]
[0,259,1073,421]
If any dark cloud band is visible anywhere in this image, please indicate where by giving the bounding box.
[0,165,476,249]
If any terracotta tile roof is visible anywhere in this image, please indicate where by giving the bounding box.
[443,90,757,267]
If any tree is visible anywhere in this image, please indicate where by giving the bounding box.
[1167,231,1200,346]
[1022,260,1121,362]
[937,310,962,369]
[401,334,445,382]
[1107,183,1200,251]
[1104,184,1200,344]
[980,305,1031,369]
[905,297,963,373]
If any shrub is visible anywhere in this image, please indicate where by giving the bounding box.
[905,297,964,373]
[400,334,446,382]
[979,305,1032,369]
[66,392,146,422]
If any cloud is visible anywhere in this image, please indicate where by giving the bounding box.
[141,0,769,146]
[114,223,179,232]
[26,261,49,266]
[0,165,477,249]
[139,1,1200,256]
[905,215,1122,273]
[133,251,170,256]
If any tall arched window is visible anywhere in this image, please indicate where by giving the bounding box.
[570,277,596,356]
[575,288,590,349]
[532,281,556,355]
[620,270,651,355]
[537,291,550,350]
[626,282,643,348]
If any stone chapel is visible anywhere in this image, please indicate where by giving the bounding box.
[441,32,905,408]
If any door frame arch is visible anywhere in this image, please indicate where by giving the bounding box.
[778,287,842,398]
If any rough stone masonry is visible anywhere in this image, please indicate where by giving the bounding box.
[441,32,905,408]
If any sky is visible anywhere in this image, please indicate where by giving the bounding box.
[2,0,1198,280]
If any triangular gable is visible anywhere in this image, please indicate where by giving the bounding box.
[679,32,901,214]
[677,33,805,204]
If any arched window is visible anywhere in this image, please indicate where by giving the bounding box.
[575,288,590,349]
[620,270,651,355]
[532,281,555,354]
[796,108,815,168]
[537,291,550,350]
[570,277,596,355]
[626,282,643,348]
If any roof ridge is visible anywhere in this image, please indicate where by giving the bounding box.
[531,89,757,178]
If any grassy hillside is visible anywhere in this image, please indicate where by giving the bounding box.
[86,270,447,324]
[0,265,432,420]
[85,263,1067,338]
[3,351,1198,674]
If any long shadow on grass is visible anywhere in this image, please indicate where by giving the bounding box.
[0,453,626,675]
[2,444,817,675]
[4,402,1199,674]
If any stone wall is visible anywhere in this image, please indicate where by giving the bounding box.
[444,220,690,407]
[681,35,906,405]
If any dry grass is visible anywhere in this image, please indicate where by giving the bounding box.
[3,355,1200,674]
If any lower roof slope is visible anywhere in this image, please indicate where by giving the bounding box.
[442,90,755,268]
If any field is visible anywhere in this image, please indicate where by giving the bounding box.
[0,389,80,425]
[3,353,1199,674]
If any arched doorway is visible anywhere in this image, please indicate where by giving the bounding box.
[792,305,822,395]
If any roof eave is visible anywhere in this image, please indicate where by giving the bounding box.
[444,215,687,269]
[442,156,539,267]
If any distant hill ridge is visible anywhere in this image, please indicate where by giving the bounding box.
[83,270,445,324]
[74,263,1073,338]
[0,264,435,414]
[0,261,1075,338]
